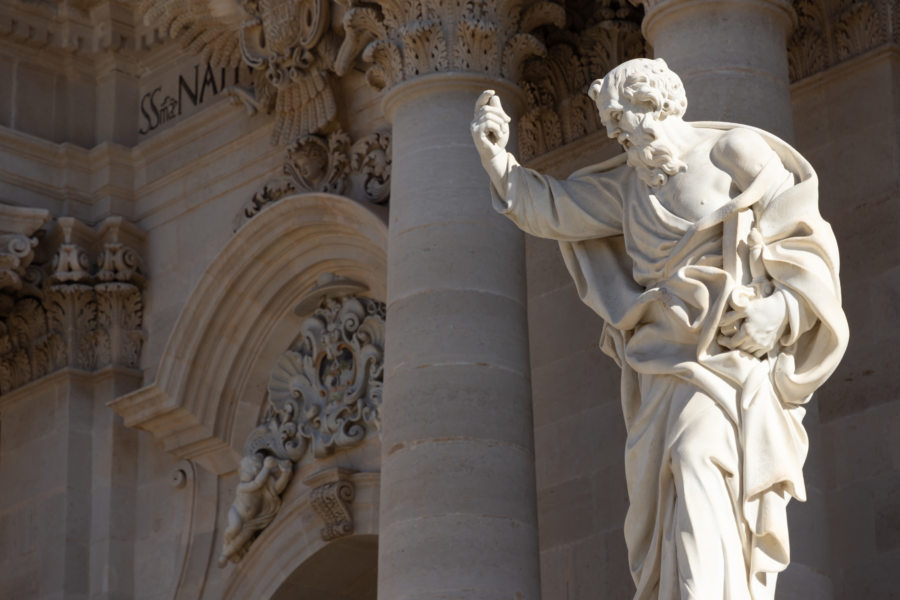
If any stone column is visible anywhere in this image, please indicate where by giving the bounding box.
[641,0,796,140]
[346,2,565,597]
[637,1,832,596]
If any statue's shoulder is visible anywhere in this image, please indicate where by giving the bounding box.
[710,127,772,165]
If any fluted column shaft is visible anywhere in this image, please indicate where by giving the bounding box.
[378,74,541,600]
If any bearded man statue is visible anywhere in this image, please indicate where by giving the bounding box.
[471,58,848,600]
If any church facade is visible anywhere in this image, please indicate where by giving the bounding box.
[0,0,897,598]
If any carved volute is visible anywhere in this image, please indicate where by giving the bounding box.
[219,282,385,566]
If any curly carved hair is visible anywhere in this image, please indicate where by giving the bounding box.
[589,58,688,120]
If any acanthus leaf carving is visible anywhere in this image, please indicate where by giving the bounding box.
[347,0,565,90]
[788,0,893,81]
[0,212,145,396]
[221,290,383,564]
[515,0,646,159]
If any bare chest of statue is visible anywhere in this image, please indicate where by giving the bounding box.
[651,140,736,223]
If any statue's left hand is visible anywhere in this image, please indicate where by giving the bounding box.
[718,291,788,357]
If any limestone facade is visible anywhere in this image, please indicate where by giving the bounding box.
[0,0,897,598]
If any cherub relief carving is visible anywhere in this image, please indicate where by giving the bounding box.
[217,453,292,566]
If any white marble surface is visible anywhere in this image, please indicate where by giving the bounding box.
[472,58,849,600]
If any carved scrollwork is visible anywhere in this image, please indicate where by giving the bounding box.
[351,133,392,204]
[310,478,355,541]
[236,129,392,229]
[247,294,385,460]
[221,291,383,564]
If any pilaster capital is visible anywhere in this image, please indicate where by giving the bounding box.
[0,212,145,396]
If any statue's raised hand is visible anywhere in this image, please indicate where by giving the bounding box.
[471,90,511,161]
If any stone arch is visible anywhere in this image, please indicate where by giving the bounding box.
[110,193,387,475]
[220,472,380,600]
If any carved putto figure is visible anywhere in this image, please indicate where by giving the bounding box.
[219,290,384,564]
[472,58,848,599]
[218,453,292,566]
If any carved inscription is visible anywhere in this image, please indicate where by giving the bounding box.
[138,63,252,135]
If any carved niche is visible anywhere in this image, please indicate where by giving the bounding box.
[516,0,647,160]
[788,0,897,81]
[219,290,384,565]
[0,212,145,395]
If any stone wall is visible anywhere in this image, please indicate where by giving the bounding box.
[792,47,900,598]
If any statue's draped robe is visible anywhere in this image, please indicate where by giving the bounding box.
[490,123,848,600]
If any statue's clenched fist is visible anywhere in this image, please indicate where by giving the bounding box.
[471,90,511,160]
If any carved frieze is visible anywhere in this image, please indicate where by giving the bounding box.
[0,212,145,395]
[220,289,384,564]
[788,0,896,81]
[516,0,647,160]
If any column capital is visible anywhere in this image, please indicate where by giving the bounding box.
[345,0,565,93]
[635,0,795,41]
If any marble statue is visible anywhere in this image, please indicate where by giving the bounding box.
[218,453,292,566]
[471,58,848,599]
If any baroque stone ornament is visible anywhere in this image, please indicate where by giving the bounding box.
[305,468,356,541]
[517,0,647,159]
[235,129,392,229]
[0,203,49,319]
[141,0,376,144]
[341,0,566,91]
[0,212,145,395]
[788,0,896,81]
[472,59,848,599]
[220,289,384,564]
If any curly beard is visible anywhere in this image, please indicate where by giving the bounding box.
[621,118,686,188]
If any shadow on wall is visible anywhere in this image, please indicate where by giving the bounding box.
[270,535,378,600]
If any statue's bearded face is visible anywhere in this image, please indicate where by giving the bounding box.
[598,95,685,188]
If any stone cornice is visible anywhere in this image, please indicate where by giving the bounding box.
[0,364,142,411]
[0,126,135,222]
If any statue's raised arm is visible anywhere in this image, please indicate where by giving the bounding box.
[473,57,848,600]
[470,91,628,242]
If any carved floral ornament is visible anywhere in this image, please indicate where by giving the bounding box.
[219,289,384,566]
[0,210,145,395]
